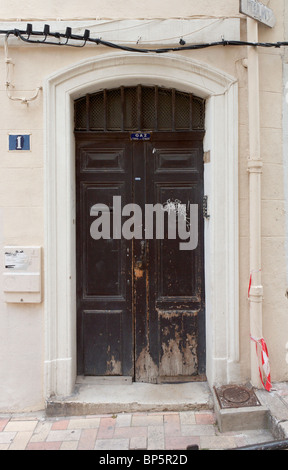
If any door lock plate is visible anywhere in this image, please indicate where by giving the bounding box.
[203,195,210,219]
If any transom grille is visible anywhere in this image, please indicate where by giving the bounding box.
[74,85,205,132]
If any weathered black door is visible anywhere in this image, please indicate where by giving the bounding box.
[134,133,205,382]
[76,131,205,381]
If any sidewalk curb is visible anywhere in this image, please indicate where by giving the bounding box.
[256,389,288,439]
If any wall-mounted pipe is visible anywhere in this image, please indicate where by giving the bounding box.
[247,17,263,388]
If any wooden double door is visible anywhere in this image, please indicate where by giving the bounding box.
[76,131,205,383]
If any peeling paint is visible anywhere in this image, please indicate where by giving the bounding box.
[106,346,122,375]
[135,347,158,383]
[134,266,144,279]
[159,312,198,377]
[160,335,198,377]
[160,338,183,376]
[183,333,198,374]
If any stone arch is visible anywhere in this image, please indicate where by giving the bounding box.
[44,52,239,398]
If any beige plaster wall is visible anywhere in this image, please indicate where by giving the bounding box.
[259,47,287,383]
[0,0,287,411]
[0,0,242,20]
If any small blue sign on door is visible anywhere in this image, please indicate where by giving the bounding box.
[9,134,30,151]
[130,132,151,141]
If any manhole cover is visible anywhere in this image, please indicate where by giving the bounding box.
[223,387,250,404]
[214,385,261,409]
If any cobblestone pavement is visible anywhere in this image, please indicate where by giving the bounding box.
[0,409,275,451]
[1,382,288,451]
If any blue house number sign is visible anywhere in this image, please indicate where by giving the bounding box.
[9,134,31,151]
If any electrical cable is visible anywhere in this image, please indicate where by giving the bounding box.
[0,24,287,52]
[57,18,222,45]
[4,33,42,104]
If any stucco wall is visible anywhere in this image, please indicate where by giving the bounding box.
[0,0,287,411]
[0,0,242,20]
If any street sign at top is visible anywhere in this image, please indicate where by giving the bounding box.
[240,0,276,28]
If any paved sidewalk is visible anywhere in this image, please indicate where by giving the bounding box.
[0,409,274,450]
[1,382,288,451]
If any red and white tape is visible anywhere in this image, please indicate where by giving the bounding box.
[248,269,261,298]
[250,335,272,392]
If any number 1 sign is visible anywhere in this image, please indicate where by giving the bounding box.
[9,134,31,151]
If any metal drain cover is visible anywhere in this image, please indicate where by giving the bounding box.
[214,385,261,409]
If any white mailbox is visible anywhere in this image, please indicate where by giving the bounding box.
[3,246,41,303]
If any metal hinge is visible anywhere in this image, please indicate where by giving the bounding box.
[203,195,210,219]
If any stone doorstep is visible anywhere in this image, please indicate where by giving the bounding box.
[46,396,213,418]
[46,382,214,417]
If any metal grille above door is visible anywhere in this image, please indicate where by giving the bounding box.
[74,86,205,132]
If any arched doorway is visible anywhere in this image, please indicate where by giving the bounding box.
[75,85,206,383]
[44,53,239,398]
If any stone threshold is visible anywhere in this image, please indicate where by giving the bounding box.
[46,381,213,417]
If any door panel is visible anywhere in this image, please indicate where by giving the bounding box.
[83,310,123,376]
[84,184,125,296]
[134,135,205,382]
[76,132,205,381]
[76,135,133,377]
